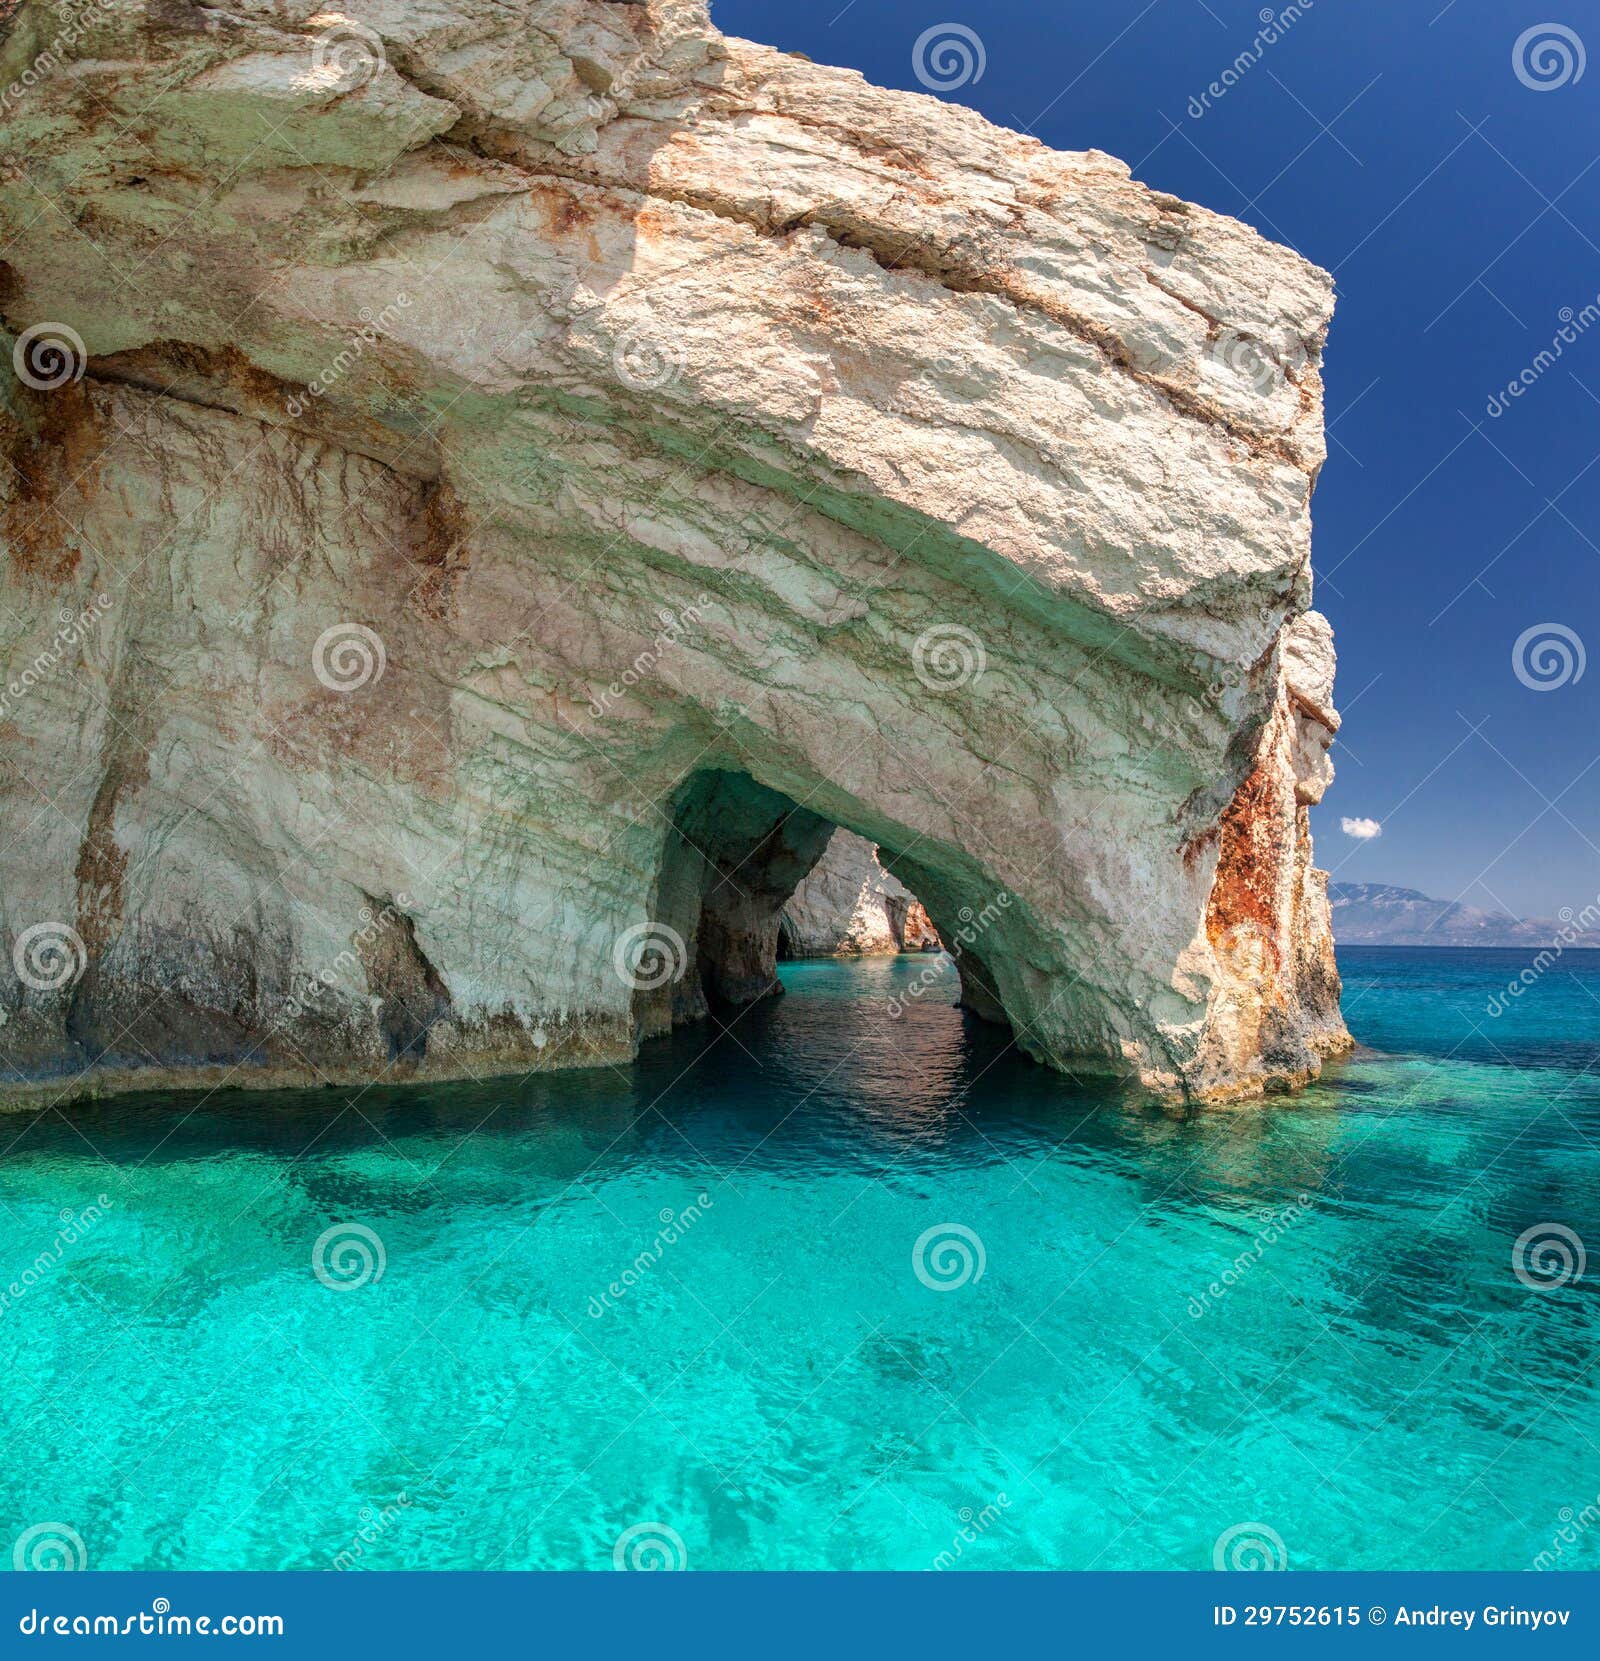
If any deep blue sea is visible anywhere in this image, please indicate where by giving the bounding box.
[2,947,1597,1572]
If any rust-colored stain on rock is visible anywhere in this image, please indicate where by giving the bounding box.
[1204,756,1286,971]
[2,381,104,584]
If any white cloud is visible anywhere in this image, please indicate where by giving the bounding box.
[1341,816,1382,840]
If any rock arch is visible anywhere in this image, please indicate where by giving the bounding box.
[0,0,1348,1104]
[778,830,941,961]
[634,771,997,1041]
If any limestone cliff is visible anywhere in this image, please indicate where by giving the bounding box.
[0,0,1349,1103]
[781,831,940,958]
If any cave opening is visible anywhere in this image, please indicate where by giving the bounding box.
[775,829,941,962]
[632,768,1011,1045]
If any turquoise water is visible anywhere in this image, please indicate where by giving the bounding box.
[2,947,1597,1572]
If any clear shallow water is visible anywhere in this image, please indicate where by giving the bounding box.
[2,947,1598,1572]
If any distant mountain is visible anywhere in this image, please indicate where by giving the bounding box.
[1328,882,1561,946]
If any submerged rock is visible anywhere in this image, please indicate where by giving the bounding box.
[0,0,1348,1102]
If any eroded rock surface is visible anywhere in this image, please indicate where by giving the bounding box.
[0,0,1349,1103]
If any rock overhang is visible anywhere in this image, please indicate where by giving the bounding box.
[0,0,1348,1104]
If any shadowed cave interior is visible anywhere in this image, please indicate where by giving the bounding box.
[635,770,1010,1043]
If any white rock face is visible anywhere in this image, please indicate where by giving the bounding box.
[781,830,939,957]
[0,0,1348,1102]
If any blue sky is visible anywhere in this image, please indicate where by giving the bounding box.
[711,0,1600,919]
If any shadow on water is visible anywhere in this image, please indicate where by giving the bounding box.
[7,950,1598,1239]
[1,955,1386,1226]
